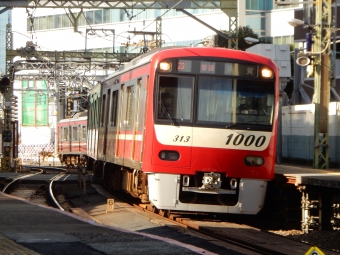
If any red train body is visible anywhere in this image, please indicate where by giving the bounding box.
[57,112,87,167]
[85,47,279,214]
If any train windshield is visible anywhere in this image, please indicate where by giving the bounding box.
[197,76,274,126]
[156,75,275,128]
[157,76,194,121]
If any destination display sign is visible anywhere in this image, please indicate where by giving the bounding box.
[176,59,258,77]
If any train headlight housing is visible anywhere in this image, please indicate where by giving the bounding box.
[261,68,273,78]
[159,150,180,161]
[159,61,172,72]
[244,156,264,166]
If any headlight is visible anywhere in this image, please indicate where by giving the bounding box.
[244,156,264,166]
[159,150,180,161]
[159,61,172,71]
[261,68,273,78]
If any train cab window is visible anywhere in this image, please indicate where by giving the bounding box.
[197,76,274,128]
[197,77,233,123]
[72,126,78,140]
[235,81,274,126]
[157,76,193,121]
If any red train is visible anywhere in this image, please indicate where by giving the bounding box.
[57,111,87,168]
[61,46,279,215]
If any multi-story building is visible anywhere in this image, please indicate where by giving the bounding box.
[0,7,11,75]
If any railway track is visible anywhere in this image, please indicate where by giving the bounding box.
[3,171,339,255]
[1,166,76,210]
[80,184,340,255]
[115,193,338,255]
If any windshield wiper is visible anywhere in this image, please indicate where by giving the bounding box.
[159,102,176,126]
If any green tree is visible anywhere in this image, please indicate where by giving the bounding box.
[218,26,270,51]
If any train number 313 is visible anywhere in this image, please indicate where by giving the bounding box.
[226,134,266,147]
[173,135,190,142]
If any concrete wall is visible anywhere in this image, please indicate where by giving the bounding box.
[282,103,340,165]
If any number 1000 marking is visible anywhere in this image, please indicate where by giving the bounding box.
[226,134,266,147]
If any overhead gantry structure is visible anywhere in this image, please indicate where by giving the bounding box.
[3,0,238,106]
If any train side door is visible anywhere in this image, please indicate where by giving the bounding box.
[87,92,100,160]
[115,84,126,164]
[106,88,119,163]
[59,126,64,153]
[68,125,72,153]
[128,79,141,167]
[102,89,111,159]
[123,81,137,167]
[132,78,146,167]
[98,89,110,160]
[80,124,87,154]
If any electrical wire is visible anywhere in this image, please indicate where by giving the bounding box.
[125,0,183,53]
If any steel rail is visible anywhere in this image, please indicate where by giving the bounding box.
[2,172,42,193]
[48,173,67,211]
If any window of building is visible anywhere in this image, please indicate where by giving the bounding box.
[111,9,120,22]
[246,0,273,11]
[22,80,48,126]
[85,11,94,25]
[103,9,111,23]
[78,13,86,26]
[54,15,62,29]
[94,10,102,24]
[47,16,54,29]
[246,15,265,31]
[273,35,294,45]
[39,16,47,30]
[62,14,70,27]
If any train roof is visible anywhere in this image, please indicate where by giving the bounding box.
[102,46,177,82]
[101,46,277,83]
[59,111,87,123]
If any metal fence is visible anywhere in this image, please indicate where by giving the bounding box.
[18,143,54,164]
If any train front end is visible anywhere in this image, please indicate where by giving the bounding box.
[144,48,279,215]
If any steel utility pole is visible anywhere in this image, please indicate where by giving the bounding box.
[313,0,333,169]
[0,24,14,172]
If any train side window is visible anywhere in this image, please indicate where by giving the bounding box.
[63,127,68,141]
[105,89,111,128]
[73,126,78,140]
[125,85,135,127]
[135,79,141,128]
[60,128,63,142]
[81,125,86,139]
[94,97,99,128]
[110,90,118,127]
[100,94,106,127]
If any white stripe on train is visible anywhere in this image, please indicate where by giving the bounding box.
[116,126,272,151]
[154,125,272,151]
